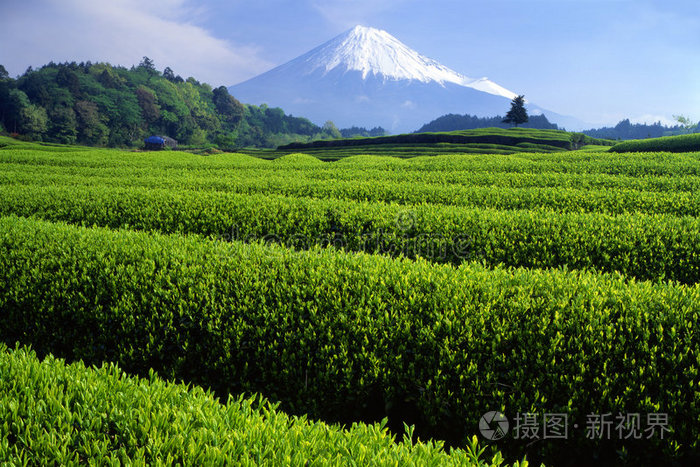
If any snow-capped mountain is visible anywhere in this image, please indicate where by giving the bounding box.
[291,25,516,97]
[230,25,582,133]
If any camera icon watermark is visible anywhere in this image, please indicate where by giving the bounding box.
[479,411,510,441]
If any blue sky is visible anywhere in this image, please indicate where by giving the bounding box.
[1,0,698,126]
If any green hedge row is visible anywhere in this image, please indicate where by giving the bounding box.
[273,143,568,158]
[9,161,700,197]
[2,184,700,283]
[4,167,700,217]
[5,142,700,178]
[277,128,606,151]
[1,216,697,465]
[6,147,700,215]
[610,133,700,153]
[0,345,517,466]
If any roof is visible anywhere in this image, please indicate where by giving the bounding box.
[145,136,165,144]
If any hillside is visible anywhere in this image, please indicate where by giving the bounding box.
[610,133,700,153]
[0,60,356,149]
[276,127,614,159]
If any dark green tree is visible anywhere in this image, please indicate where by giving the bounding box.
[673,114,698,134]
[321,120,341,139]
[19,103,49,139]
[135,85,159,123]
[503,95,528,127]
[98,68,122,89]
[0,66,13,128]
[163,67,175,82]
[48,106,77,144]
[75,100,109,145]
[5,89,31,133]
[56,67,80,95]
[138,56,156,73]
[212,86,244,128]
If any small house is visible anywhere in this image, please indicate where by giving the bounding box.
[144,135,177,150]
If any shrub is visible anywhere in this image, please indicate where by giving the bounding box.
[0,344,516,465]
[610,133,700,153]
[0,216,697,465]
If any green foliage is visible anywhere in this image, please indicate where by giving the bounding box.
[212,85,245,126]
[2,140,700,464]
[584,118,686,140]
[74,100,109,145]
[0,345,518,465]
[340,125,388,137]
[18,103,48,139]
[610,133,700,153]
[137,56,157,75]
[0,61,326,148]
[3,181,700,284]
[322,120,342,139]
[48,106,77,144]
[3,88,31,133]
[135,85,160,122]
[672,114,697,133]
[0,215,697,465]
[417,113,558,132]
[235,103,328,148]
[278,127,612,154]
[502,95,529,127]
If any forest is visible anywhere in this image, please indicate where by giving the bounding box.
[0,59,385,149]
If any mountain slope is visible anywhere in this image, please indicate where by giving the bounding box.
[230,26,583,132]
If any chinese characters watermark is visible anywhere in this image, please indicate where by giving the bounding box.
[479,411,670,441]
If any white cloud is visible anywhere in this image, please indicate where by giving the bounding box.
[0,0,271,86]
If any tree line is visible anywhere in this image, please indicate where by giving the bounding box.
[0,59,385,148]
[415,112,557,133]
[416,98,697,141]
[582,118,695,140]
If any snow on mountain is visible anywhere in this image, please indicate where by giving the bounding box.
[295,25,516,99]
[229,26,583,132]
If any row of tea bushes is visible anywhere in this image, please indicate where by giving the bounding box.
[4,167,700,216]
[610,133,700,153]
[2,184,700,283]
[0,345,515,466]
[0,216,697,464]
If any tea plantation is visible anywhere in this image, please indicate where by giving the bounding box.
[1,135,698,465]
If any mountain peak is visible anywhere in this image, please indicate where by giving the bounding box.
[295,25,516,99]
[230,26,532,133]
[305,25,464,84]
